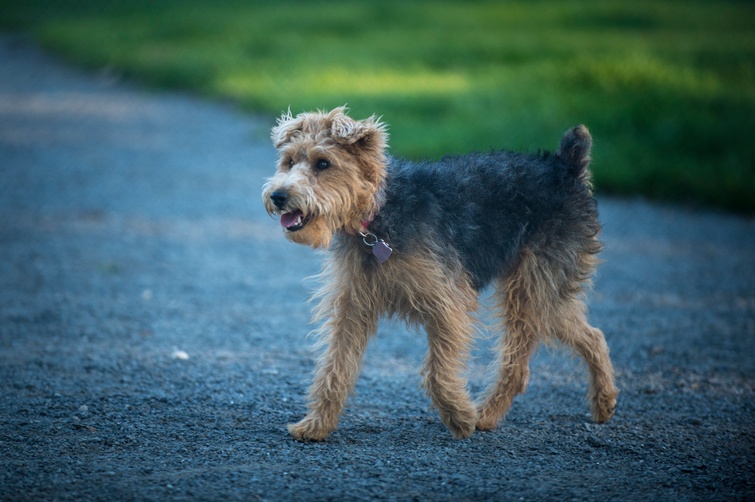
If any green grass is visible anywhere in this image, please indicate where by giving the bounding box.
[3,0,754,212]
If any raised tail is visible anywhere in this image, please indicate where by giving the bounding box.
[557,125,592,181]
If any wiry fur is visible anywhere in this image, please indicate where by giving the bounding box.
[262,108,618,441]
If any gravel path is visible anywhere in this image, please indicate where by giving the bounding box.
[1,35,753,501]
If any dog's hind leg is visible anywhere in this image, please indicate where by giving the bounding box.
[553,302,618,423]
[422,305,479,439]
[476,248,562,430]
[477,246,617,429]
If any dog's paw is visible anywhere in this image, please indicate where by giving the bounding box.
[475,413,499,432]
[476,395,517,431]
[590,386,619,423]
[449,421,476,439]
[288,416,333,442]
[442,405,477,439]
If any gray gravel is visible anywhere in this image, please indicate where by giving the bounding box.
[1,34,753,501]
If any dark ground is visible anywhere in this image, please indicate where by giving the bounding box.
[1,35,753,501]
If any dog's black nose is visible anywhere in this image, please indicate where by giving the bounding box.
[270,190,288,209]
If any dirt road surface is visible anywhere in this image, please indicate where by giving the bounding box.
[1,35,753,500]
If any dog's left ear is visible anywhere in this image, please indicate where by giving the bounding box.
[271,109,303,149]
[330,110,387,148]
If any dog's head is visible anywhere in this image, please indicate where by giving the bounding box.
[262,107,388,249]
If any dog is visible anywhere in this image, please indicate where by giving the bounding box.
[262,107,618,441]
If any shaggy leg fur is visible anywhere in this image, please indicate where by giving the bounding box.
[477,246,618,430]
[555,314,618,422]
[288,284,377,441]
[422,309,478,439]
[476,252,543,430]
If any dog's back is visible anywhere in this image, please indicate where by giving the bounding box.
[370,126,599,290]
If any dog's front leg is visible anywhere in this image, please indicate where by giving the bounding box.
[288,288,377,441]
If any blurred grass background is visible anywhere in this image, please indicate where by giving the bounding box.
[2,0,753,212]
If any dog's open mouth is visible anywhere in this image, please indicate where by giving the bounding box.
[280,210,309,232]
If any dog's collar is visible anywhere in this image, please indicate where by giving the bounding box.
[358,214,393,264]
[360,215,375,232]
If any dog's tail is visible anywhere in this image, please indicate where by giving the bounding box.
[557,125,592,181]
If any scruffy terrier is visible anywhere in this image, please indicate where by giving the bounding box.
[262,107,618,441]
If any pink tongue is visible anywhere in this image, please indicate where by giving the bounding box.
[280,210,303,229]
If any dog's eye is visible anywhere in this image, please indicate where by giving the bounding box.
[287,159,294,168]
[315,159,331,170]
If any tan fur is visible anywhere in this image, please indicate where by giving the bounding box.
[263,107,387,248]
[476,247,618,430]
[263,108,617,441]
[288,240,481,440]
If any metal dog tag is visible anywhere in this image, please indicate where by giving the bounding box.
[372,240,393,263]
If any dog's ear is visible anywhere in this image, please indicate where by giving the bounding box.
[271,109,303,149]
[329,108,387,147]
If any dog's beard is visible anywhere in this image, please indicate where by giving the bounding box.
[284,216,333,249]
